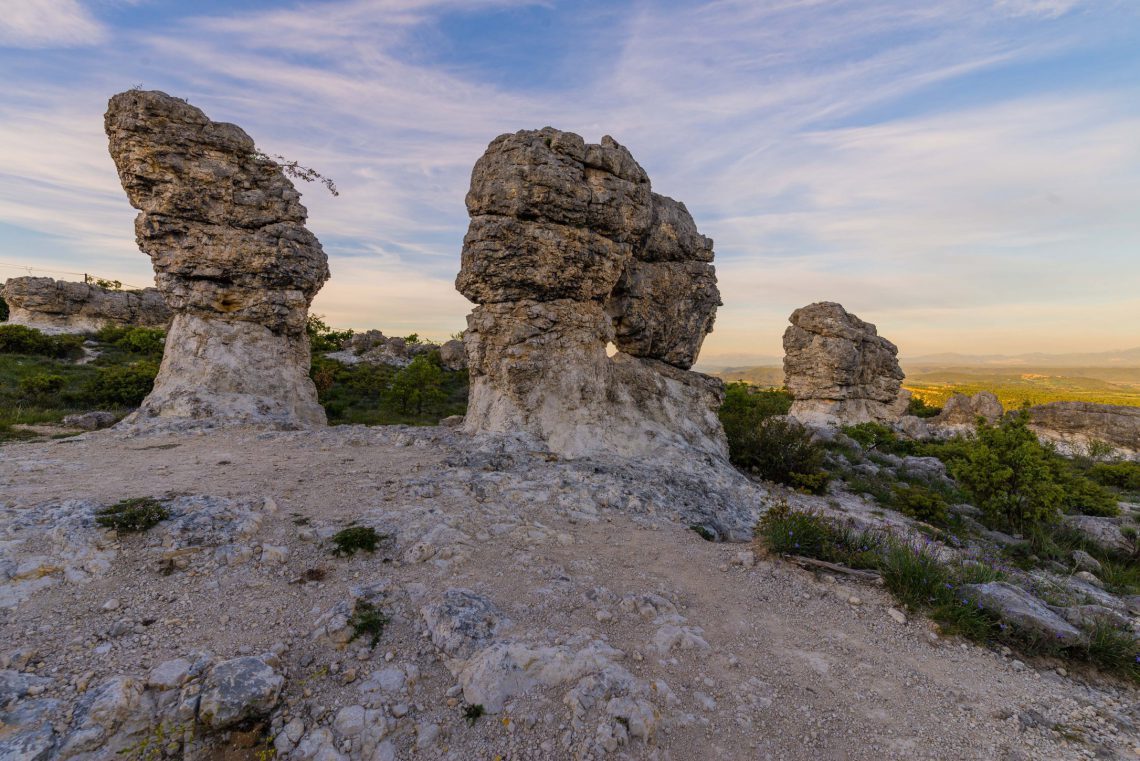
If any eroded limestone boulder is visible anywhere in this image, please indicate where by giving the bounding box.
[456,127,724,460]
[104,89,329,429]
[1028,402,1140,458]
[782,302,907,426]
[1,276,170,333]
[934,391,1004,428]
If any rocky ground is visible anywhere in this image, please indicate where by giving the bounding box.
[2,424,1139,760]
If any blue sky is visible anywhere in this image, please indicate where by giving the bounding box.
[1,0,1138,363]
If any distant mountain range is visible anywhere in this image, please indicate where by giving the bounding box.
[696,347,1140,373]
[901,347,1140,369]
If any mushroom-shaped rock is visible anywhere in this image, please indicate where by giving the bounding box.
[782,301,907,426]
[456,128,724,460]
[104,89,329,429]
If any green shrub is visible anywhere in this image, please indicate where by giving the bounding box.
[330,526,384,557]
[306,314,353,352]
[1088,461,1140,492]
[0,325,84,359]
[84,361,159,406]
[117,327,165,356]
[949,410,1066,533]
[879,541,948,609]
[906,395,942,419]
[19,373,66,395]
[729,416,828,493]
[719,383,792,439]
[95,497,168,532]
[1083,621,1140,681]
[385,354,447,416]
[891,484,949,525]
[348,601,388,648]
[0,296,8,321]
[1098,560,1140,595]
[841,422,911,455]
[1056,467,1120,517]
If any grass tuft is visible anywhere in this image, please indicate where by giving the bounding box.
[95,497,168,532]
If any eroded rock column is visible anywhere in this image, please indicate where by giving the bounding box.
[782,301,908,426]
[105,90,329,428]
[456,128,725,460]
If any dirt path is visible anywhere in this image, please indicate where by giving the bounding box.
[1,426,1136,760]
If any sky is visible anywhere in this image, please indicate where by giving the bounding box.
[1,0,1138,365]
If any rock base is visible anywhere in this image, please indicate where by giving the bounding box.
[120,314,325,430]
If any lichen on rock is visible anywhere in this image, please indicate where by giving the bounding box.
[104,89,329,429]
[456,127,725,460]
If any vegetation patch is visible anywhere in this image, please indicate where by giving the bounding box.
[462,704,486,725]
[756,504,1139,681]
[348,601,388,648]
[96,497,169,532]
[330,525,385,557]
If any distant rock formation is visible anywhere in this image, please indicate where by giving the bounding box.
[1,276,170,333]
[1028,402,1140,457]
[456,127,725,460]
[105,89,329,429]
[782,302,907,426]
[324,331,467,371]
[934,391,1004,427]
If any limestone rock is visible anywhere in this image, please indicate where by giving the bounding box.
[456,127,725,460]
[61,411,118,431]
[933,392,1004,428]
[438,339,466,371]
[1,276,170,333]
[960,582,1083,645]
[104,89,329,429]
[1027,402,1140,457]
[782,302,907,426]
[197,655,284,729]
[421,589,509,661]
[1063,515,1134,555]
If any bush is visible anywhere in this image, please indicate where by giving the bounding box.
[19,373,66,395]
[891,484,949,525]
[879,540,948,609]
[84,361,159,406]
[95,497,168,532]
[348,601,388,648]
[385,354,447,416]
[841,422,912,456]
[730,416,828,493]
[1055,466,1120,517]
[307,314,353,352]
[0,325,84,359]
[949,410,1066,533]
[330,526,384,557]
[906,395,942,418]
[0,296,8,321]
[1088,461,1140,492]
[718,383,792,443]
[116,327,165,356]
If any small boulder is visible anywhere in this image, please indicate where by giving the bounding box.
[61,411,119,431]
[1063,515,1133,555]
[960,582,1083,645]
[197,656,284,729]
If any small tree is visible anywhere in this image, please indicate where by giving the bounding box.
[385,355,446,416]
[950,410,1065,533]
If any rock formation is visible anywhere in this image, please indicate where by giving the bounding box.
[782,302,908,426]
[456,128,724,460]
[104,89,329,428]
[1,276,170,333]
[933,391,1004,427]
[1028,402,1140,457]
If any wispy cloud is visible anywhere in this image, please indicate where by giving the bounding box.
[0,0,1136,356]
[0,0,107,48]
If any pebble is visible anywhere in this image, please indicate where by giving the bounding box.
[101,598,120,612]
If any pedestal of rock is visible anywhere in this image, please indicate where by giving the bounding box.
[104,89,329,429]
[782,302,907,426]
[456,128,725,460]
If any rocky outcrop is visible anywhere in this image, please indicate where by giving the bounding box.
[104,89,329,429]
[782,302,907,426]
[935,391,1004,427]
[1,276,170,333]
[456,127,725,460]
[1028,402,1140,457]
[326,330,467,371]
